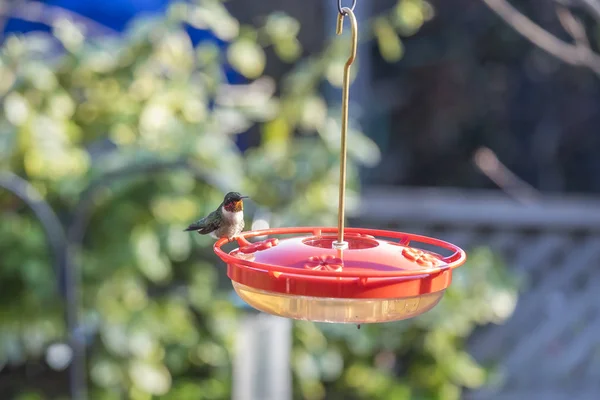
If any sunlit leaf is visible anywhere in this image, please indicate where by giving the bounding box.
[227,39,266,79]
[186,1,239,40]
[274,37,302,63]
[394,0,426,35]
[91,358,123,387]
[299,95,328,132]
[374,17,404,62]
[4,92,30,126]
[262,116,290,152]
[52,18,85,51]
[263,12,300,41]
[129,360,172,395]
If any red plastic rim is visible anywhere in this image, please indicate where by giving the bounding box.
[213,227,467,299]
[214,227,466,277]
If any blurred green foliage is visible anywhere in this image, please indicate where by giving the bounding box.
[0,1,517,399]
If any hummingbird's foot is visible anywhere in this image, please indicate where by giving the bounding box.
[227,235,241,244]
[232,235,252,247]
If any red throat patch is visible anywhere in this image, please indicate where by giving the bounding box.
[224,200,243,212]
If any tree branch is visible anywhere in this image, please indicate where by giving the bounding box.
[575,0,600,20]
[556,5,589,47]
[481,0,600,75]
[473,147,540,204]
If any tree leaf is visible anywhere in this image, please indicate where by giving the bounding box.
[227,39,266,79]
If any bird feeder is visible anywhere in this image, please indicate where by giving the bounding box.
[213,3,466,324]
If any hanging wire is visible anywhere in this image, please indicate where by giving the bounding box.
[337,0,357,15]
[333,6,357,249]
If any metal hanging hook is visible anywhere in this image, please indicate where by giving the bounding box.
[333,6,358,250]
[337,0,357,16]
[336,7,358,67]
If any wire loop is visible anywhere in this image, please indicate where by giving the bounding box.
[337,0,356,15]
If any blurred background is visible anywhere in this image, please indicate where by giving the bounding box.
[1,0,599,399]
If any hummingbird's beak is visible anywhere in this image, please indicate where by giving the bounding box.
[241,195,249,199]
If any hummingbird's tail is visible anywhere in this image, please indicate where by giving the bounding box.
[184,223,200,232]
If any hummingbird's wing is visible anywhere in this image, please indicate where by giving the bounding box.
[184,210,220,235]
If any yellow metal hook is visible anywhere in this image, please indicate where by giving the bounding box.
[333,7,358,249]
[336,8,358,69]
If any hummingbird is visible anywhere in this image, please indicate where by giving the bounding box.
[185,192,249,240]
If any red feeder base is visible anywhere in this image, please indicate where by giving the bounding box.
[214,227,466,323]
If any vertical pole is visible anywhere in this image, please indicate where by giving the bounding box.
[64,250,87,400]
[231,204,291,400]
[231,295,292,400]
[333,9,357,249]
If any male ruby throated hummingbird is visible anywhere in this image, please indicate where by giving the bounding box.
[184,192,249,240]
